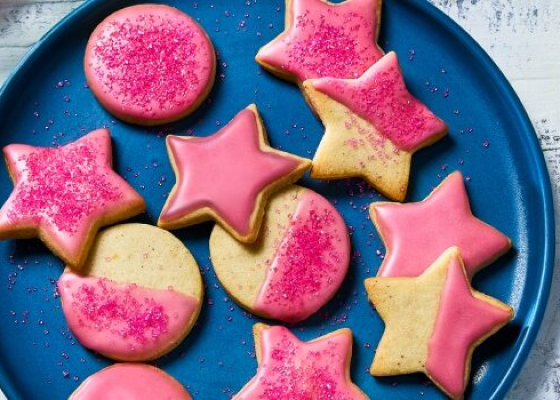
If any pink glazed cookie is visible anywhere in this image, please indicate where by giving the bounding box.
[234,324,368,399]
[158,105,311,243]
[69,364,192,400]
[85,4,216,125]
[370,171,511,278]
[303,51,447,201]
[209,185,350,323]
[0,129,145,269]
[58,224,203,361]
[256,0,384,84]
[365,247,513,399]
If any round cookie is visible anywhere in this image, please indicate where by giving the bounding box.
[69,364,192,400]
[58,223,203,361]
[84,4,216,125]
[210,185,350,323]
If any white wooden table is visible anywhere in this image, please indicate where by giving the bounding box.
[1,0,559,398]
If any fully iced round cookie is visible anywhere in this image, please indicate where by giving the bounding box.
[69,364,192,400]
[210,185,350,323]
[58,224,203,361]
[84,4,216,125]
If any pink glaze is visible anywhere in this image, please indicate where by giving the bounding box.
[235,326,365,400]
[85,5,215,123]
[426,256,511,398]
[71,364,191,400]
[257,0,383,81]
[0,129,143,261]
[58,271,198,360]
[311,52,447,152]
[159,108,304,236]
[254,190,350,323]
[374,172,511,278]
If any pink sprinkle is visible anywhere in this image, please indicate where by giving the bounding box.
[71,278,169,345]
[287,14,368,80]
[255,333,350,399]
[315,56,446,151]
[261,208,340,313]
[7,136,123,234]
[89,10,212,115]
[275,6,382,81]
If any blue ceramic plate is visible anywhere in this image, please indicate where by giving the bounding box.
[0,0,554,399]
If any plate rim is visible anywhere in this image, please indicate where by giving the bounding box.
[409,2,555,398]
[0,0,554,399]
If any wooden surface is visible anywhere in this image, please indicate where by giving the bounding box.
[1,0,559,398]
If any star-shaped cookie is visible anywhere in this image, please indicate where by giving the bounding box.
[371,171,511,278]
[255,0,384,83]
[234,323,368,399]
[303,51,448,201]
[0,129,145,269]
[158,104,311,243]
[365,247,513,399]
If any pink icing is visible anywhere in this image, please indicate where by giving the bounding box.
[254,190,350,323]
[425,256,511,398]
[0,129,143,260]
[311,52,447,152]
[159,108,304,236]
[235,326,365,400]
[374,172,511,278]
[257,0,383,81]
[58,271,198,360]
[85,5,215,123]
[71,364,191,400]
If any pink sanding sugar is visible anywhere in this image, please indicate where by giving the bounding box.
[252,331,354,400]
[286,16,364,80]
[72,278,169,344]
[90,12,209,112]
[6,138,122,234]
[261,208,341,311]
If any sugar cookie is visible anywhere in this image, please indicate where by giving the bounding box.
[69,364,191,400]
[0,129,145,269]
[210,185,349,323]
[234,324,368,399]
[256,0,384,84]
[370,171,511,278]
[303,51,447,201]
[85,4,216,125]
[365,247,513,399]
[58,224,203,361]
[158,104,311,243]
